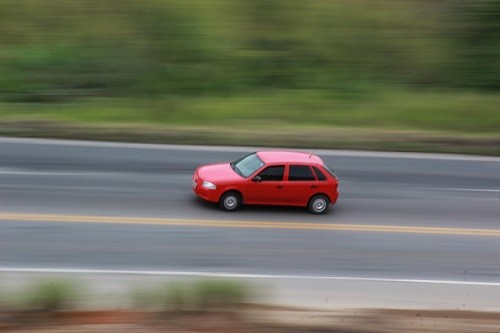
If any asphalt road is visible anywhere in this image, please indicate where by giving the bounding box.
[1,137,500,309]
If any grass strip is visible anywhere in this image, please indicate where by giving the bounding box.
[1,120,499,156]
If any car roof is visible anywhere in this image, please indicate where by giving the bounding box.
[256,150,323,164]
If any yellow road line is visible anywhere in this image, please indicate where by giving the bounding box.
[0,213,500,237]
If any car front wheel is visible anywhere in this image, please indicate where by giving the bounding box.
[219,192,242,212]
[308,195,330,214]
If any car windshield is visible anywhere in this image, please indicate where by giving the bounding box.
[231,153,264,178]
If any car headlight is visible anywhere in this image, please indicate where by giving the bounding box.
[202,181,217,190]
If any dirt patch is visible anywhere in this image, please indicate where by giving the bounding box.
[1,308,500,333]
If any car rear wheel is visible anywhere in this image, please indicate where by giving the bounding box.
[308,195,329,214]
[219,192,242,212]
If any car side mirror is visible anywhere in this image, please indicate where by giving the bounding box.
[252,176,262,182]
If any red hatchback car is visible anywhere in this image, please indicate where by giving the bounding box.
[192,151,339,214]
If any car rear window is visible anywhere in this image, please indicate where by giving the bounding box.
[322,164,337,179]
[312,166,327,181]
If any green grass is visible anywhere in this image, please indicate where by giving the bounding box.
[130,279,250,312]
[1,88,498,134]
[19,279,80,312]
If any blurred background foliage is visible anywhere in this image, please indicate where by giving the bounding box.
[0,0,498,137]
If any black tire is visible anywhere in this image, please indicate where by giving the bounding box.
[308,195,330,214]
[219,191,242,212]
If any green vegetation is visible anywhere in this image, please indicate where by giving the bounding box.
[131,279,251,312]
[20,280,79,312]
[194,279,249,310]
[3,278,250,313]
[0,0,499,153]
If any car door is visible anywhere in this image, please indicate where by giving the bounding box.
[246,165,285,205]
[285,164,319,205]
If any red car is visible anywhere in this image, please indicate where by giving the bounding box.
[192,151,339,214]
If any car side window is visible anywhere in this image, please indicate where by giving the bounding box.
[312,166,327,181]
[258,165,285,181]
[289,165,316,181]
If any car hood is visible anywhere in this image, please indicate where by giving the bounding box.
[196,163,242,183]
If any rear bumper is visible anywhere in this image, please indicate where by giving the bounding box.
[330,191,339,205]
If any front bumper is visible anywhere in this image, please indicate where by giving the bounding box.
[192,174,219,203]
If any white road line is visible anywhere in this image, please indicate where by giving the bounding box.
[1,267,500,286]
[424,187,500,193]
[2,137,500,161]
[0,168,171,178]
[0,170,91,176]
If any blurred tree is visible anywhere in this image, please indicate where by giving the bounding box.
[1,0,497,103]
[0,0,213,101]
[450,0,500,90]
[235,0,309,88]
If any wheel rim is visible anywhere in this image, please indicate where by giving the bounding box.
[313,198,327,212]
[224,195,238,209]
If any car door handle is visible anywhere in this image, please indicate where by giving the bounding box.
[310,185,318,189]
[276,185,284,189]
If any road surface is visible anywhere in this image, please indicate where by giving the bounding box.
[1,137,500,309]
